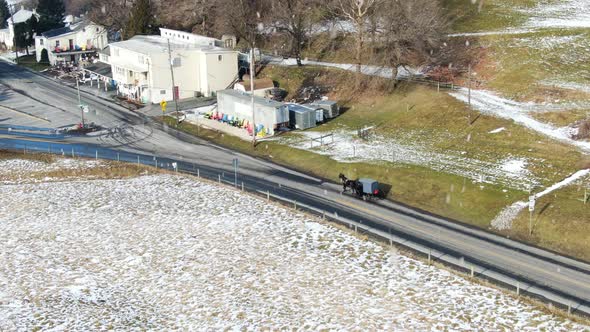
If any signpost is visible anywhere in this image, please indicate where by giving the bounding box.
[232,158,239,187]
[529,195,536,235]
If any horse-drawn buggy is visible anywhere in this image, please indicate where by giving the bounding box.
[339,173,383,200]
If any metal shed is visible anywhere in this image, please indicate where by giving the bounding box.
[217,89,288,136]
[287,104,317,130]
[310,100,339,119]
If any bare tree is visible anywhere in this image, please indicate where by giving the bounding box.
[216,0,268,48]
[64,0,92,15]
[271,0,321,66]
[378,0,448,82]
[87,0,131,39]
[330,0,381,88]
[156,0,217,35]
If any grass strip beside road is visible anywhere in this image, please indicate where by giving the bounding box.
[15,55,50,72]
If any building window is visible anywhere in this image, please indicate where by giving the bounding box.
[96,27,99,32]
[55,40,60,48]
[129,71,133,77]
[160,90,166,95]
[40,39,43,45]
[115,66,124,75]
[218,55,222,61]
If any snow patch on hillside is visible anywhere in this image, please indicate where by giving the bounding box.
[0,173,586,330]
[449,88,590,153]
[524,0,590,29]
[492,169,590,230]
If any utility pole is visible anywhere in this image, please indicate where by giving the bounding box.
[8,4,19,64]
[167,39,180,125]
[468,63,472,125]
[250,46,256,147]
[76,78,85,126]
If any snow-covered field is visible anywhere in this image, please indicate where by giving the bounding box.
[0,160,588,330]
[278,130,539,191]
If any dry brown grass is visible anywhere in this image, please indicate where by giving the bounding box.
[0,150,164,182]
[0,150,56,164]
[574,119,590,140]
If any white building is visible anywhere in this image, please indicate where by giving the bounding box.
[0,6,39,49]
[108,28,238,104]
[34,19,108,65]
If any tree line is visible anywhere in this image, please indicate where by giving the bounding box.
[2,0,473,88]
[0,0,65,55]
[85,0,468,88]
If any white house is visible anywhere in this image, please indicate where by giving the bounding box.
[34,19,108,65]
[108,28,238,104]
[0,6,39,49]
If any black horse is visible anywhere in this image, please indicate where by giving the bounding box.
[338,173,363,196]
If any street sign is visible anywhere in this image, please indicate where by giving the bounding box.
[529,196,536,212]
[173,86,179,101]
[160,100,167,112]
[79,104,89,113]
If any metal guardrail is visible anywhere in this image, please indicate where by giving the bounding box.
[0,137,588,318]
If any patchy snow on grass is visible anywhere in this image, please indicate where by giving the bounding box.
[510,34,583,50]
[501,159,529,177]
[0,172,586,330]
[489,127,506,134]
[492,169,590,230]
[491,201,529,231]
[524,0,590,29]
[279,131,538,190]
[263,56,420,79]
[542,80,590,94]
[449,88,590,152]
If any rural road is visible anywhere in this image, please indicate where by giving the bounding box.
[1,59,590,315]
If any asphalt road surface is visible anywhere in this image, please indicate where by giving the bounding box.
[1,59,590,315]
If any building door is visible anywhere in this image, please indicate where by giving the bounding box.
[69,39,74,50]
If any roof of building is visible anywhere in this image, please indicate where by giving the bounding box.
[286,103,319,113]
[41,20,92,39]
[110,35,235,56]
[218,89,284,108]
[99,45,110,56]
[84,61,112,78]
[7,8,37,25]
[310,100,337,106]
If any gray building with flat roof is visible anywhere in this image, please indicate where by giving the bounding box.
[216,90,288,136]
